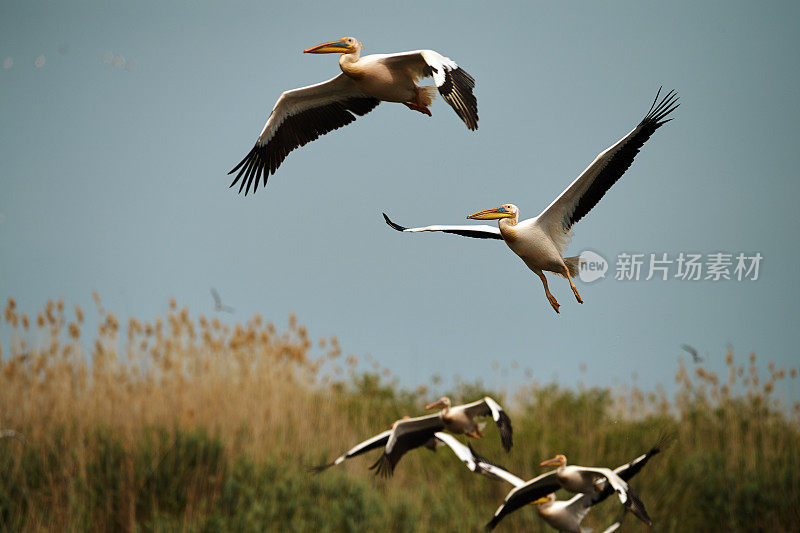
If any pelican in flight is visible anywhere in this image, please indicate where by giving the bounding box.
[229,36,478,194]
[486,450,662,530]
[384,88,678,313]
[483,436,668,530]
[310,428,504,477]
[372,396,513,477]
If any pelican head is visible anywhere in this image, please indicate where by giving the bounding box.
[425,396,451,410]
[466,204,518,221]
[303,36,362,55]
[540,454,567,467]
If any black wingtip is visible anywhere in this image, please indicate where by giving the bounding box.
[485,515,502,531]
[468,442,509,472]
[651,430,676,455]
[307,462,335,474]
[626,490,652,526]
[382,213,407,232]
[643,87,680,126]
[498,410,513,452]
[439,67,479,131]
[369,455,394,478]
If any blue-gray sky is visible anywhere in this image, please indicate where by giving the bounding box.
[2,1,799,398]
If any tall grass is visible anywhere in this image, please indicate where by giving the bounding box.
[1,296,798,531]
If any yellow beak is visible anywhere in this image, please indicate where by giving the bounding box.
[530,496,550,505]
[425,400,445,410]
[303,38,354,54]
[466,206,515,220]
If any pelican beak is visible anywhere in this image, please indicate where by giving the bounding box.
[466,205,515,220]
[303,38,354,54]
[530,496,550,505]
[425,399,446,410]
[539,456,563,467]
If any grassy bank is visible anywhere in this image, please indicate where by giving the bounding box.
[1,297,798,531]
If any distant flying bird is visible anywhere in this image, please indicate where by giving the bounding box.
[681,344,704,364]
[0,429,26,444]
[484,436,669,531]
[384,88,679,313]
[210,288,234,313]
[229,36,478,194]
[371,396,513,477]
[487,453,654,530]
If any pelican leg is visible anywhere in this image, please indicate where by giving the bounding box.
[563,266,584,304]
[403,102,432,116]
[403,88,433,116]
[536,271,560,313]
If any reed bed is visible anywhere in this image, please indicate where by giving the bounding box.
[1,296,798,531]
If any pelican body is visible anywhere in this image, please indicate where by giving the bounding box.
[229,36,478,194]
[424,396,513,448]
[541,454,613,494]
[384,88,679,313]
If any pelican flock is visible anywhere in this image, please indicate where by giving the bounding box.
[224,36,678,531]
[229,36,478,194]
[384,88,679,312]
[309,393,667,531]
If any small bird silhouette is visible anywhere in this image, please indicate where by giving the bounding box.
[681,344,704,364]
[210,288,234,313]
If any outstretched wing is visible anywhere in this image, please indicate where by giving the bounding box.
[467,442,525,486]
[383,213,503,240]
[535,88,679,254]
[434,432,477,470]
[374,50,478,130]
[309,429,392,473]
[486,471,561,530]
[589,433,671,505]
[229,73,380,194]
[461,396,513,451]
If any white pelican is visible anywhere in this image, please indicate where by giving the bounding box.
[484,438,668,530]
[229,36,478,194]
[486,452,658,530]
[384,88,678,313]
[310,427,501,476]
[371,396,513,477]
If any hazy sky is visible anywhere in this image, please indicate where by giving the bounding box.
[2,1,799,399]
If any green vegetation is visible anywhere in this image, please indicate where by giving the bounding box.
[1,297,798,531]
